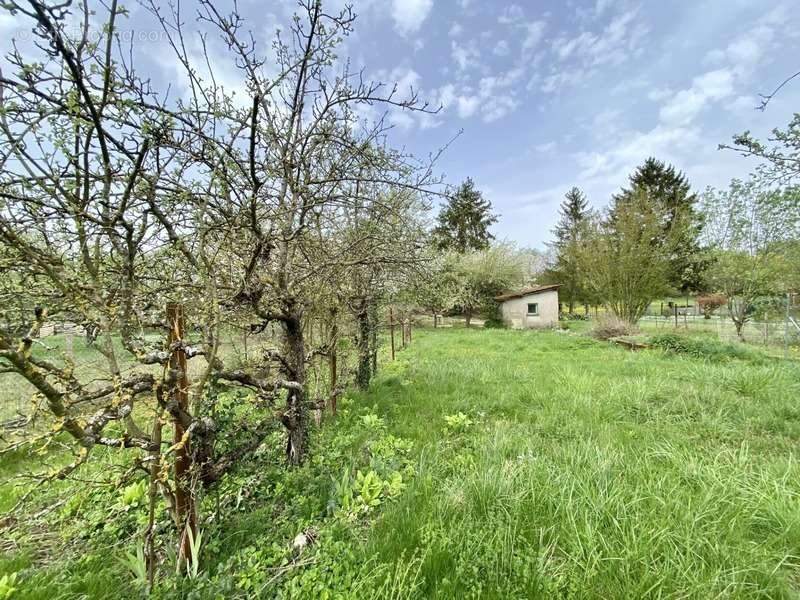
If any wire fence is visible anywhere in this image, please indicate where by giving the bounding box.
[573,295,800,356]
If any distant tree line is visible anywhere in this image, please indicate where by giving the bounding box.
[542,151,799,337]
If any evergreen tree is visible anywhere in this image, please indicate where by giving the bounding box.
[433,178,498,252]
[548,187,590,313]
[552,187,589,246]
[611,157,706,293]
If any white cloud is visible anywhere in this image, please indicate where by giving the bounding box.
[494,39,510,56]
[542,6,646,94]
[431,66,526,123]
[659,69,734,125]
[574,124,702,181]
[457,95,481,118]
[391,0,433,36]
[538,68,592,94]
[449,22,463,37]
[647,87,673,102]
[381,67,422,102]
[534,141,557,153]
[522,21,547,55]
[551,8,645,67]
[594,0,614,17]
[451,39,480,71]
[725,94,757,115]
[498,4,525,25]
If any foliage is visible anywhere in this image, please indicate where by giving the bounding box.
[432,179,498,253]
[443,412,473,434]
[0,574,17,600]
[119,544,148,588]
[185,528,204,580]
[407,252,463,323]
[612,157,706,293]
[649,333,763,362]
[547,187,592,311]
[722,113,800,184]
[482,318,506,329]
[0,0,438,575]
[579,188,677,323]
[451,244,528,325]
[700,176,800,255]
[701,176,798,337]
[5,328,800,598]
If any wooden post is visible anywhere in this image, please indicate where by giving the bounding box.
[329,317,338,415]
[65,330,74,360]
[389,307,395,361]
[674,304,678,328]
[408,319,412,343]
[401,315,407,349]
[166,302,196,567]
[785,293,791,359]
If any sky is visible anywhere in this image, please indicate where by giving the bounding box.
[2,0,799,249]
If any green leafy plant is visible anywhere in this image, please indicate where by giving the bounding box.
[333,467,355,514]
[119,480,147,510]
[360,413,386,430]
[650,333,762,362]
[186,527,204,580]
[384,471,406,499]
[444,412,473,434]
[354,470,383,511]
[0,573,18,600]
[119,544,147,587]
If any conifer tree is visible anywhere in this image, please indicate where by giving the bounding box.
[611,158,705,293]
[433,178,498,252]
[549,187,590,313]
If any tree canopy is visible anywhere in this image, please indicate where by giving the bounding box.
[547,187,591,312]
[611,157,705,293]
[432,178,498,253]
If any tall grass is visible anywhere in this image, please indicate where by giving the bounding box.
[354,328,800,598]
[3,327,800,597]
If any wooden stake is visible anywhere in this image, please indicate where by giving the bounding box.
[329,317,338,414]
[389,306,395,361]
[65,330,74,359]
[166,302,196,567]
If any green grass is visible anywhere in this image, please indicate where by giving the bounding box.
[3,327,800,598]
[354,328,800,598]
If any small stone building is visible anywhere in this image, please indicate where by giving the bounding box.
[495,284,561,329]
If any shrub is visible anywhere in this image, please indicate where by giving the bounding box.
[590,315,637,340]
[483,318,506,329]
[697,294,726,319]
[650,333,762,362]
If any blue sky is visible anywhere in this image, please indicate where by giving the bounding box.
[2,0,799,249]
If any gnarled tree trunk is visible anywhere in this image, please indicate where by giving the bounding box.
[282,304,308,465]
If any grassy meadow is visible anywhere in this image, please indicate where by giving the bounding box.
[3,325,800,598]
